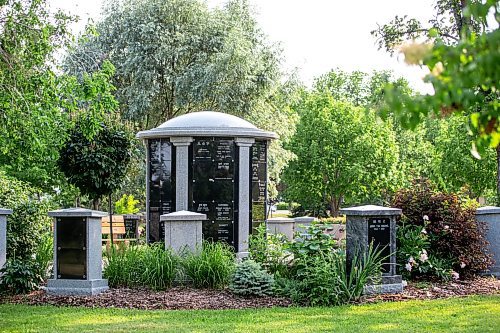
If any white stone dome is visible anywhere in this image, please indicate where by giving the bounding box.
[136,111,278,140]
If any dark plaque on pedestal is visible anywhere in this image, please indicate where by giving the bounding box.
[251,141,267,231]
[56,217,87,279]
[368,217,391,273]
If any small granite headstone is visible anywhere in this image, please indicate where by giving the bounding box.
[476,206,500,278]
[0,208,13,270]
[47,208,109,296]
[340,205,403,294]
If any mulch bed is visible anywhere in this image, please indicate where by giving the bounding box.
[1,277,498,310]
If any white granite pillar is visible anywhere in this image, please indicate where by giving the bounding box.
[235,138,255,258]
[171,137,194,211]
[0,208,13,269]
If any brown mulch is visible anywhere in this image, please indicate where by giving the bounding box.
[361,277,500,303]
[0,287,292,310]
[1,277,498,310]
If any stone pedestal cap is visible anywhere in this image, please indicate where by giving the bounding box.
[268,217,295,223]
[136,111,278,140]
[160,210,207,221]
[294,216,317,223]
[0,208,13,215]
[48,208,108,218]
[476,206,500,215]
[340,205,402,216]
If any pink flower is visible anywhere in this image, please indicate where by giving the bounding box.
[408,256,416,265]
[405,263,412,271]
[460,262,466,269]
[421,228,427,234]
[423,215,429,221]
[402,280,408,287]
[419,250,428,262]
[451,271,460,280]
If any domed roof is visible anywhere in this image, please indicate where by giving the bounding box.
[136,111,278,140]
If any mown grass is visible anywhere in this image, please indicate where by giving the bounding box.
[0,295,498,332]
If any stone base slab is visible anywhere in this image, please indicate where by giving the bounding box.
[364,275,403,295]
[47,278,109,296]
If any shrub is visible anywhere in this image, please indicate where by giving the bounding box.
[114,194,140,214]
[0,171,52,261]
[290,222,338,258]
[249,224,293,277]
[392,179,492,279]
[182,242,235,289]
[230,260,274,297]
[104,243,177,290]
[34,232,53,280]
[285,245,385,306]
[0,259,44,294]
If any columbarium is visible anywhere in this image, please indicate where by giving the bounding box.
[137,111,277,257]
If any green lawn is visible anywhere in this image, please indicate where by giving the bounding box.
[0,295,499,333]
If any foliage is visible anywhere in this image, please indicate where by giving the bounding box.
[285,245,384,306]
[230,259,274,297]
[432,114,496,199]
[34,233,53,280]
[283,93,400,216]
[0,1,121,190]
[104,244,178,290]
[374,0,499,158]
[114,194,140,214]
[392,179,493,279]
[58,120,133,205]
[182,242,235,289]
[0,259,44,294]
[249,224,292,277]
[0,171,52,261]
[397,219,454,281]
[65,0,282,127]
[290,223,337,258]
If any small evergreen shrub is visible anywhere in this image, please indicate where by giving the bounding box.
[393,179,492,279]
[0,259,44,294]
[230,260,274,297]
[182,242,235,289]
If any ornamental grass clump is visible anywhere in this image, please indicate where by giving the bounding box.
[104,243,177,290]
[182,241,235,289]
[230,259,274,297]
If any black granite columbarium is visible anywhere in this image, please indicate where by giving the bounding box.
[340,205,403,295]
[137,111,277,257]
[47,208,109,296]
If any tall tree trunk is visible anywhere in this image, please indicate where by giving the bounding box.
[497,145,500,206]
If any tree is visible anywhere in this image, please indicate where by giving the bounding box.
[58,120,133,209]
[433,114,496,199]
[0,0,120,191]
[283,93,400,217]
[64,0,282,128]
[372,0,500,203]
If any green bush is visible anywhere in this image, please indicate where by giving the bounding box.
[249,224,293,277]
[0,171,52,261]
[392,179,492,279]
[290,222,338,258]
[283,245,384,306]
[0,259,44,294]
[34,233,53,280]
[182,242,235,289]
[230,260,274,297]
[104,243,178,290]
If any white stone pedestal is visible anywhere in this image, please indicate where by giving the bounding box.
[47,208,108,296]
[267,217,295,240]
[0,208,13,270]
[162,211,206,253]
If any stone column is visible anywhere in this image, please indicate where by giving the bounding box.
[235,137,255,258]
[340,205,403,294]
[171,137,194,211]
[47,208,108,296]
[161,211,206,253]
[476,206,500,278]
[0,208,13,269]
